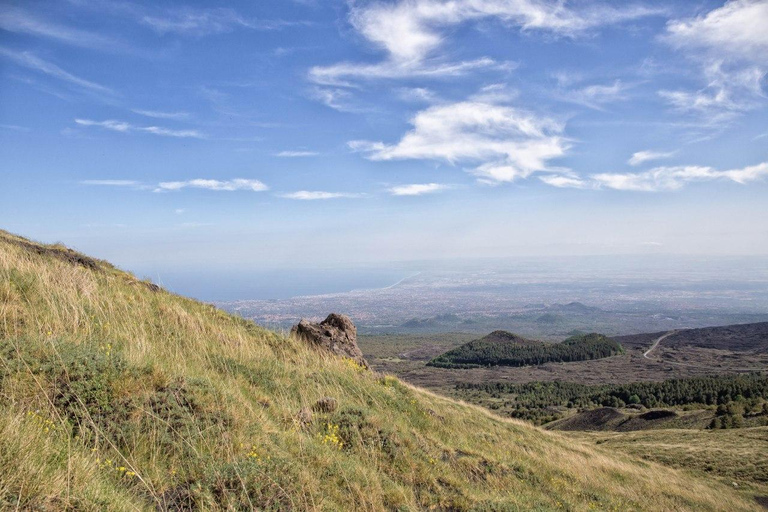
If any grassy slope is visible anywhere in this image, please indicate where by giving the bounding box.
[0,230,761,511]
[568,427,768,497]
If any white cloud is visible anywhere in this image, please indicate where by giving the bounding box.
[75,119,204,138]
[388,183,452,196]
[157,179,268,192]
[557,80,629,110]
[662,1,768,121]
[310,87,368,113]
[539,175,588,188]
[140,8,250,35]
[139,7,306,36]
[80,180,139,186]
[309,57,501,86]
[274,150,319,157]
[278,191,363,200]
[628,150,676,166]
[665,0,768,63]
[397,87,439,103]
[350,99,568,184]
[659,62,765,121]
[132,109,190,120]
[0,6,117,49]
[591,162,768,191]
[0,48,114,94]
[310,0,659,85]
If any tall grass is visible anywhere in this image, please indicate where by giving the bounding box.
[0,230,761,511]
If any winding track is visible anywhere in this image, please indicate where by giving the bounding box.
[643,331,677,360]
[642,330,766,372]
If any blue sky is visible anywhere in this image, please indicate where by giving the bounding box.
[1,0,767,275]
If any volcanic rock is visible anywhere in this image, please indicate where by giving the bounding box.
[291,313,369,369]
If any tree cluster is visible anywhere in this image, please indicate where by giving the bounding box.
[428,333,624,369]
[455,373,768,425]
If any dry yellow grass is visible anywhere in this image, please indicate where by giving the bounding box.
[0,229,762,511]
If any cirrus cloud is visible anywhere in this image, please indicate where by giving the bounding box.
[310,0,660,87]
[577,162,768,192]
[157,179,268,192]
[278,191,364,200]
[628,150,676,166]
[75,119,204,138]
[388,183,453,196]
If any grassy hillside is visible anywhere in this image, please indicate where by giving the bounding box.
[428,331,623,369]
[0,230,762,511]
[569,427,768,498]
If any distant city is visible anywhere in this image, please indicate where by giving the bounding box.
[217,255,768,338]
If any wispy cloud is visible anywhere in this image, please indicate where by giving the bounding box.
[309,57,502,86]
[132,109,190,120]
[310,0,660,86]
[0,48,114,95]
[0,5,119,49]
[551,162,768,192]
[539,175,588,189]
[556,80,630,110]
[80,178,269,192]
[0,124,30,132]
[75,119,204,138]
[665,0,768,64]
[388,183,453,196]
[138,7,308,36]
[658,62,765,123]
[661,1,768,122]
[67,1,308,37]
[397,87,439,103]
[310,87,370,113]
[350,95,568,184]
[80,180,140,186]
[628,150,676,166]
[278,191,364,200]
[274,150,319,157]
[157,179,269,192]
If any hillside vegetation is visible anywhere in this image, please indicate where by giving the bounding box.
[569,427,768,498]
[428,331,623,369]
[455,374,768,425]
[0,230,762,511]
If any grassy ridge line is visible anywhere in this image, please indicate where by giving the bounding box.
[0,230,761,511]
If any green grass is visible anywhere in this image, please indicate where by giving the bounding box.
[0,229,763,511]
[568,427,768,497]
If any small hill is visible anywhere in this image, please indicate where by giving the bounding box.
[427,331,624,369]
[550,302,600,313]
[547,408,683,432]
[0,230,760,511]
[613,322,768,352]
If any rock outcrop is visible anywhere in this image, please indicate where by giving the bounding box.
[312,397,338,413]
[291,313,369,369]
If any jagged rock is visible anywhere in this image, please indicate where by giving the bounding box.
[291,313,369,369]
[313,397,338,413]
